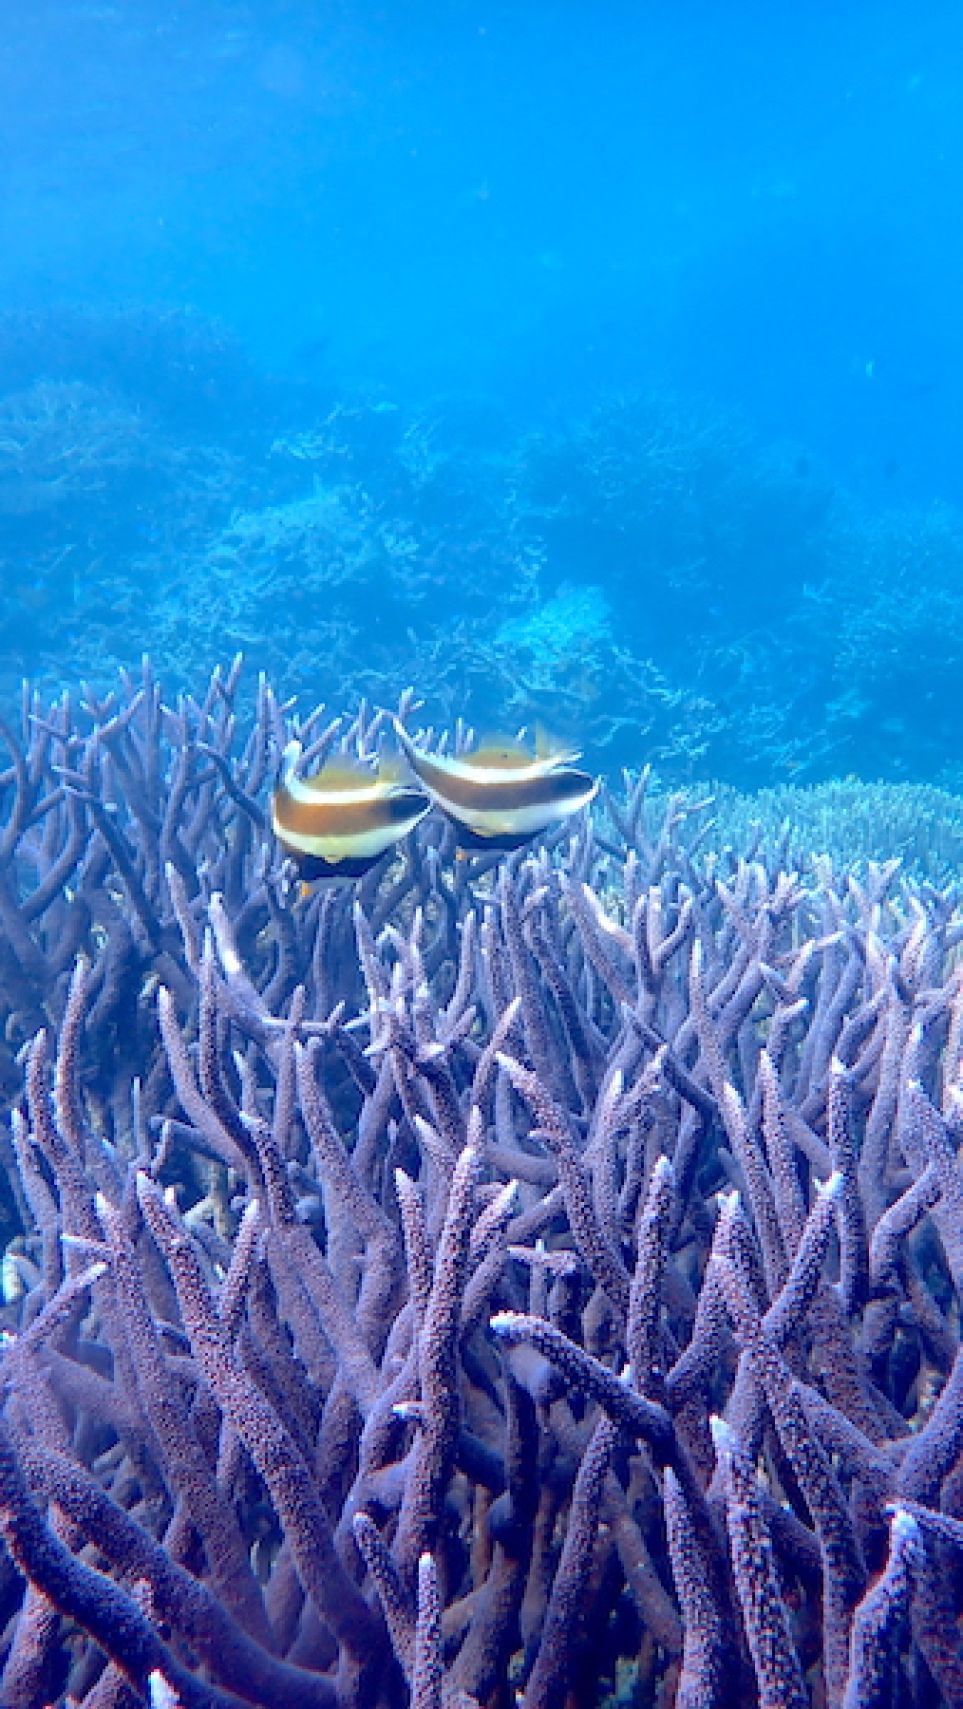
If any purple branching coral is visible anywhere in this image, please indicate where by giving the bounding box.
[0,661,962,1704]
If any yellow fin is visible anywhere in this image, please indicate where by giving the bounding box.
[534,722,581,764]
[374,754,409,789]
[302,758,377,795]
[469,735,533,771]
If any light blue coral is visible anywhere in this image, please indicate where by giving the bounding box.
[493,584,612,685]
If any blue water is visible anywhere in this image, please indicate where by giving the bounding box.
[2,0,962,787]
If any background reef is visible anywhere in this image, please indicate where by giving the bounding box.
[3,303,963,792]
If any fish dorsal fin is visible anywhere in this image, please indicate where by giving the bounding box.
[374,753,409,790]
[533,722,581,766]
[302,758,376,795]
[468,735,533,771]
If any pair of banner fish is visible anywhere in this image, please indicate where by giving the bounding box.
[271,722,599,879]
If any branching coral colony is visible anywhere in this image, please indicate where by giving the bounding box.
[0,657,961,1706]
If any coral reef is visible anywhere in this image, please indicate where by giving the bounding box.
[681,775,963,884]
[9,305,963,786]
[0,381,155,516]
[0,664,962,1704]
[0,306,275,438]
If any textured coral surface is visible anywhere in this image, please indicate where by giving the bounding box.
[0,663,961,1707]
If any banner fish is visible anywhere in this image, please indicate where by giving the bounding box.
[393,724,598,852]
[271,742,430,879]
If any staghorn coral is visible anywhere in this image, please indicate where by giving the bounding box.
[0,666,961,1705]
[668,774,963,884]
[0,380,156,517]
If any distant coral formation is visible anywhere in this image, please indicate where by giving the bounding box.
[688,775,963,883]
[0,663,962,1705]
[4,304,963,787]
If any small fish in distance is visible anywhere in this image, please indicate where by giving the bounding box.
[271,741,430,879]
[393,722,598,852]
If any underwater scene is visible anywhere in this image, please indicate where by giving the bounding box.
[4,2,963,1705]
